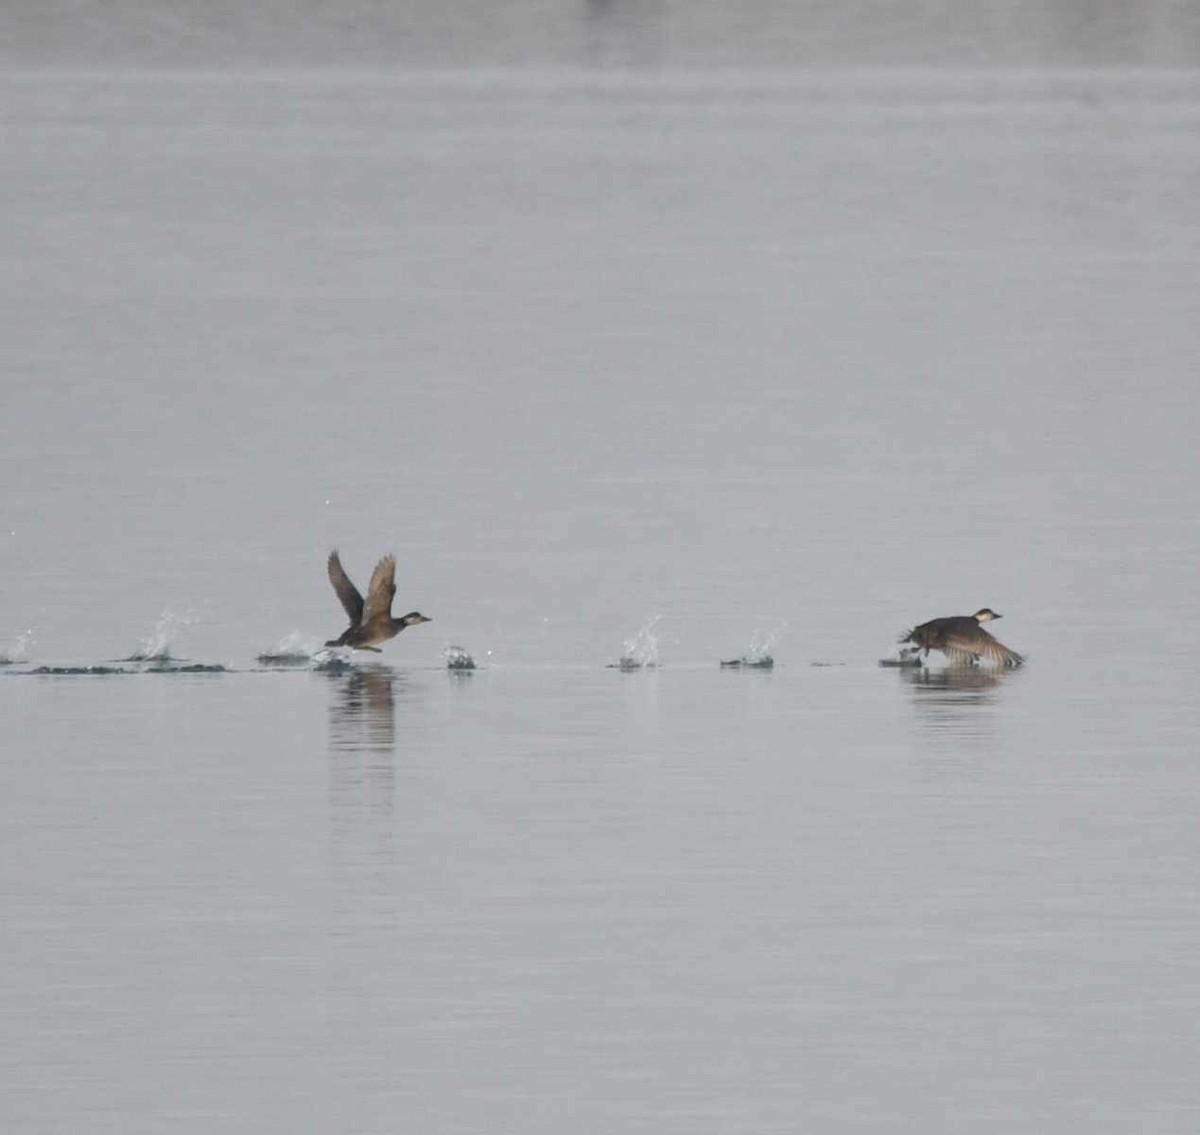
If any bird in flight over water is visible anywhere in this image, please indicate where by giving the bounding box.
[899,607,1023,667]
[325,551,430,652]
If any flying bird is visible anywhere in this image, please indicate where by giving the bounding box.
[325,551,430,652]
[899,607,1023,667]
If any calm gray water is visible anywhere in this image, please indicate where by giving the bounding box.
[4,6,1200,1130]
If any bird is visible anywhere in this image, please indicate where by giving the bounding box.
[899,607,1023,667]
[324,551,430,652]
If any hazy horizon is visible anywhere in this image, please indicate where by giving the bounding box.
[7,0,1200,71]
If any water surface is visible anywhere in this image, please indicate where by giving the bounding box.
[4,47,1200,1134]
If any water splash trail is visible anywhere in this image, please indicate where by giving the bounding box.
[256,630,324,666]
[744,621,787,663]
[123,609,197,662]
[0,628,33,665]
[310,649,358,673]
[444,645,477,670]
[615,616,660,670]
[722,621,787,668]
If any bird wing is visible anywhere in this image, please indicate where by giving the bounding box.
[940,625,1023,666]
[973,628,1024,667]
[327,550,364,625]
[361,555,397,625]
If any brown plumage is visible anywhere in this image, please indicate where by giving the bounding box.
[325,551,430,652]
[900,607,1023,667]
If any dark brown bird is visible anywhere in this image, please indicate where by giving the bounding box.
[324,551,430,652]
[900,607,1023,667]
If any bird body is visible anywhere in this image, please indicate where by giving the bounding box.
[900,607,1023,667]
[325,551,430,651]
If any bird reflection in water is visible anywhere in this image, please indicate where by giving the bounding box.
[903,665,1007,694]
[323,666,399,857]
[897,662,1023,747]
[329,666,397,751]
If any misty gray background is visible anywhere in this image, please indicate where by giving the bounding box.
[4,2,1200,1132]
[6,0,1200,68]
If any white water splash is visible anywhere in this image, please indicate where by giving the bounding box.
[257,630,323,663]
[617,616,661,670]
[128,609,196,662]
[310,647,355,672]
[742,621,788,665]
[0,628,33,665]
[444,644,477,670]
